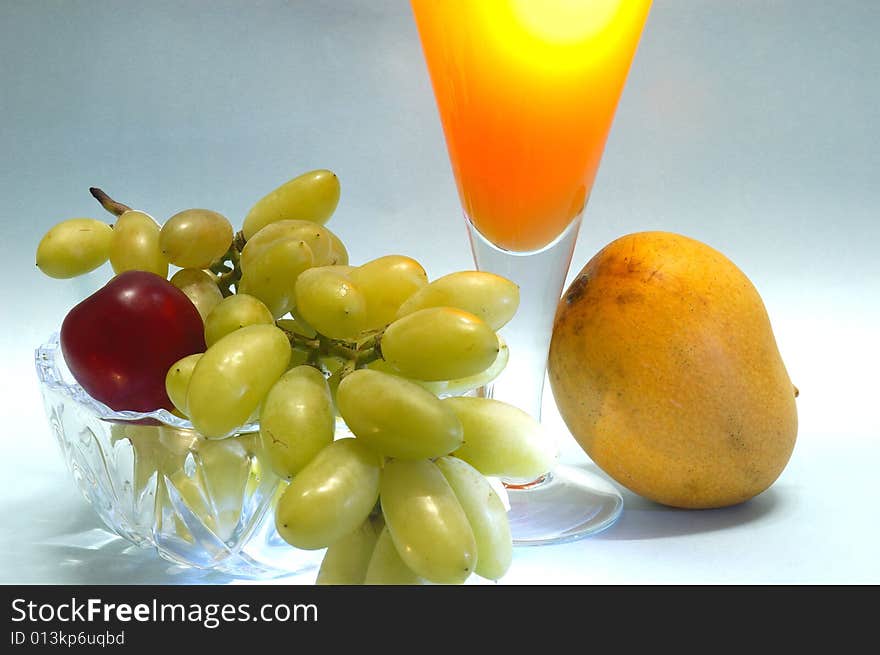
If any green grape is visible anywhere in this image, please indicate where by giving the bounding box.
[287,346,311,369]
[445,397,558,481]
[318,263,356,278]
[419,335,508,396]
[396,270,520,331]
[169,268,223,322]
[159,208,233,268]
[259,366,335,479]
[380,307,499,381]
[317,515,383,585]
[326,228,349,265]
[237,237,314,317]
[436,456,512,582]
[362,358,435,394]
[362,357,406,376]
[109,210,169,277]
[363,341,507,397]
[380,458,477,585]
[187,324,291,438]
[294,266,368,339]
[320,354,348,407]
[275,438,381,550]
[336,369,462,459]
[240,219,332,271]
[165,353,203,416]
[350,255,429,330]
[286,223,333,267]
[364,525,426,585]
[242,169,341,239]
[203,293,275,347]
[36,218,113,279]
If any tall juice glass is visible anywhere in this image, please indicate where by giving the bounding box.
[411,0,652,544]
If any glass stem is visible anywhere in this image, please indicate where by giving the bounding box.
[465,216,582,421]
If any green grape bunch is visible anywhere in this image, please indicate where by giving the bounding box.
[35,169,559,585]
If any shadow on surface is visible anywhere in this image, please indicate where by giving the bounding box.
[568,462,783,541]
[0,488,235,584]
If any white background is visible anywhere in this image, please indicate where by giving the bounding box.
[1,0,878,584]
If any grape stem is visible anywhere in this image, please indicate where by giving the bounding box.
[90,187,132,217]
[277,325,384,377]
[210,232,245,297]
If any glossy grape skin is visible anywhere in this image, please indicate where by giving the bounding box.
[237,237,314,318]
[169,268,223,322]
[242,169,341,239]
[362,358,432,390]
[396,270,520,330]
[240,220,332,271]
[186,324,291,438]
[350,255,428,330]
[336,369,463,460]
[445,397,558,481]
[326,228,349,265]
[364,526,425,585]
[164,353,202,416]
[159,208,233,268]
[380,307,500,381]
[380,458,477,585]
[294,266,368,339]
[203,293,275,348]
[109,210,169,277]
[259,366,335,479]
[321,264,356,276]
[420,335,509,396]
[275,438,381,550]
[60,270,206,412]
[316,515,383,585]
[36,218,113,279]
[436,456,512,581]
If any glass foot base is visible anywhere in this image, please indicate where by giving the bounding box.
[505,465,623,546]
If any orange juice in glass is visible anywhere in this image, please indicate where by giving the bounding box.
[411,0,652,544]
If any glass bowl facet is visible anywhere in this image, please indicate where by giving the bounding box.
[35,333,321,579]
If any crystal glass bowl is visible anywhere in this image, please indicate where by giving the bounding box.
[34,333,322,579]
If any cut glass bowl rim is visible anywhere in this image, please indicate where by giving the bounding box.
[34,332,259,435]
